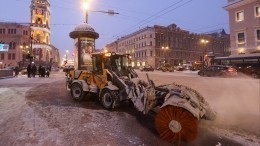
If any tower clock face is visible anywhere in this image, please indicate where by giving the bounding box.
[36,9,43,15]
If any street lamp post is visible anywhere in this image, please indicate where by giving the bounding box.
[20,44,29,67]
[200,39,209,69]
[161,46,169,65]
[65,50,69,64]
[83,0,89,23]
[83,0,119,24]
[30,34,33,63]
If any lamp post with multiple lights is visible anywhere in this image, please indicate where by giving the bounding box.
[200,39,209,69]
[161,46,169,65]
[20,44,29,67]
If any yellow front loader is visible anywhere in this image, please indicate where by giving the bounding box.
[66,52,216,144]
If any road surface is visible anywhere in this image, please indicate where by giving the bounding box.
[0,70,259,146]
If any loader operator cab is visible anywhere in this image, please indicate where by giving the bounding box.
[109,53,129,77]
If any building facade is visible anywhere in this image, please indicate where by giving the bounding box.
[30,0,60,66]
[0,22,31,68]
[0,0,60,69]
[106,23,230,68]
[224,0,260,55]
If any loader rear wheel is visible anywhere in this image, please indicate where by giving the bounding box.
[100,89,114,110]
[70,83,85,101]
[155,106,198,144]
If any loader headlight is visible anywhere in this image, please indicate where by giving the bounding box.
[105,53,111,57]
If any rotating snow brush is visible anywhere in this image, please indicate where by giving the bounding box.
[155,106,198,144]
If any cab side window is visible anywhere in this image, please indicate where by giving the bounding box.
[93,56,103,74]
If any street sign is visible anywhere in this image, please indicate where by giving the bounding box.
[0,44,9,52]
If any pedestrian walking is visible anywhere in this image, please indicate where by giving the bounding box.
[41,66,46,77]
[46,67,50,77]
[27,64,31,78]
[14,66,19,77]
[38,65,42,77]
[31,64,37,78]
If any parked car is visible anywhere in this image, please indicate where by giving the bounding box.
[175,65,184,71]
[234,63,260,78]
[198,65,237,77]
[140,66,154,72]
[161,64,174,72]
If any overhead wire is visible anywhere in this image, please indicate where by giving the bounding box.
[5,0,228,43]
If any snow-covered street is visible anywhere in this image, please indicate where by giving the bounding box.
[0,70,259,146]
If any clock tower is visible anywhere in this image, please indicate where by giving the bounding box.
[30,0,52,63]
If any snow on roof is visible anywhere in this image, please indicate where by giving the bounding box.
[73,23,95,32]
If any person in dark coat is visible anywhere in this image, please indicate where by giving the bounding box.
[14,66,19,77]
[45,66,50,77]
[38,65,42,77]
[41,66,46,77]
[31,64,37,78]
[27,64,31,78]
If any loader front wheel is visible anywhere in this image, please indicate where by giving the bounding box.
[70,83,85,101]
[100,89,114,110]
[155,106,198,144]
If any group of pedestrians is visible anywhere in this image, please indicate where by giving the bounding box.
[27,64,51,78]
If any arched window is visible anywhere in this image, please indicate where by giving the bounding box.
[36,34,41,43]
[46,36,49,44]
[36,17,42,24]
[46,20,49,28]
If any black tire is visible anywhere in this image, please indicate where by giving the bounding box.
[100,89,114,110]
[70,83,85,101]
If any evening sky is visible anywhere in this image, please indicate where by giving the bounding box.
[0,0,229,59]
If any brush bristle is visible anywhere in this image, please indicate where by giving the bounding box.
[155,106,198,143]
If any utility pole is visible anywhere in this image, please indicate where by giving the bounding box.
[30,33,33,63]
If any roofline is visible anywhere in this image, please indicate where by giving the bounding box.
[224,0,258,10]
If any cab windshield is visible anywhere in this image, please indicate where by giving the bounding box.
[110,54,129,76]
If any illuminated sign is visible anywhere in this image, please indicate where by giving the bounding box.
[0,44,9,52]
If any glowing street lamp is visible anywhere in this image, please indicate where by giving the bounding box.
[83,0,90,23]
[161,46,169,65]
[65,50,69,63]
[200,39,209,69]
[20,44,29,67]
[82,0,118,24]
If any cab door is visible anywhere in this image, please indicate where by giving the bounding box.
[92,55,107,89]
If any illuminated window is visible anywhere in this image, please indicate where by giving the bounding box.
[236,11,244,22]
[255,6,260,17]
